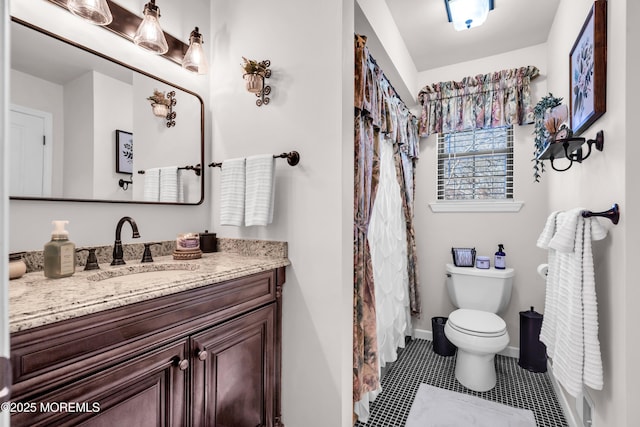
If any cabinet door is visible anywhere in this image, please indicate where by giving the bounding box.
[11,339,189,427]
[191,304,275,427]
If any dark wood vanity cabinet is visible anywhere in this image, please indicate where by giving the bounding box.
[9,268,285,427]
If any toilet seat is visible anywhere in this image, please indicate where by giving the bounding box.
[448,309,506,338]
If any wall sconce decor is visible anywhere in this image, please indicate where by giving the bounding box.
[46,0,209,73]
[182,27,209,74]
[533,101,604,172]
[67,0,113,25]
[146,89,177,127]
[536,129,604,172]
[444,0,494,31]
[133,0,169,54]
[241,57,271,107]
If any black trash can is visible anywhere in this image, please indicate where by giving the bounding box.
[518,306,547,373]
[432,317,456,356]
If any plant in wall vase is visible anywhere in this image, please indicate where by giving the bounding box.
[146,89,177,127]
[241,57,272,106]
[147,89,171,116]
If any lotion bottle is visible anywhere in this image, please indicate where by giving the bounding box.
[494,244,506,269]
[44,220,76,278]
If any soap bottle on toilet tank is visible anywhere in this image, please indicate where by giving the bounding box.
[494,244,506,269]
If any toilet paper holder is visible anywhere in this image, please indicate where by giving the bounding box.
[537,264,549,278]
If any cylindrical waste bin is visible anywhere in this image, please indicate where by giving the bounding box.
[431,317,456,356]
[518,306,547,372]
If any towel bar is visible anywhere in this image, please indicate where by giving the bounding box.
[581,203,620,225]
[138,164,202,176]
[208,151,300,168]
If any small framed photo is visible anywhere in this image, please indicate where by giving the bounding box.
[115,130,133,174]
[569,0,607,136]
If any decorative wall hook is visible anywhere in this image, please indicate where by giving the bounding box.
[118,177,133,190]
[241,57,271,107]
[165,90,176,127]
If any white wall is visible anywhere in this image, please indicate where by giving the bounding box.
[8,0,211,252]
[209,0,354,425]
[10,69,64,194]
[545,0,632,425]
[412,44,551,349]
[63,72,94,199]
[93,71,133,201]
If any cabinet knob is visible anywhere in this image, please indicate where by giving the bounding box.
[177,359,189,371]
[197,350,208,361]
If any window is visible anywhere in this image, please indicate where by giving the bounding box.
[437,126,513,201]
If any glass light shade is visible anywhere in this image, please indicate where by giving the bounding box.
[67,0,113,26]
[133,1,169,54]
[446,0,492,31]
[182,27,209,74]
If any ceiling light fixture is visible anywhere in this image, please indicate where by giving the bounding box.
[133,0,169,54]
[182,27,209,75]
[444,0,494,31]
[67,0,113,26]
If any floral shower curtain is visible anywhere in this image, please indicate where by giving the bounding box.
[353,34,421,422]
[417,66,539,137]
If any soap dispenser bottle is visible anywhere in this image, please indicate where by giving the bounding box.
[44,220,76,278]
[494,244,506,269]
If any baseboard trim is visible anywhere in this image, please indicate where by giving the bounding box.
[413,328,519,358]
[546,360,579,427]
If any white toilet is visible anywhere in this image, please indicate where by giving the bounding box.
[443,263,514,392]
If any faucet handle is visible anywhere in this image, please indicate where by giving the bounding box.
[76,248,100,271]
[141,242,162,263]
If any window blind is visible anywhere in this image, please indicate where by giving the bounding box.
[437,126,513,200]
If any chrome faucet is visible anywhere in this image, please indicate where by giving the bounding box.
[111,216,140,265]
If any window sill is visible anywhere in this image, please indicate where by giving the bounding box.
[429,200,524,213]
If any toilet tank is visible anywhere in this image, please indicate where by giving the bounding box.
[445,264,514,313]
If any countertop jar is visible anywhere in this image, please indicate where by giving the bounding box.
[476,256,490,269]
[9,252,27,280]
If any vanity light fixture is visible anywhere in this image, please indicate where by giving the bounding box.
[67,0,113,26]
[444,0,494,31]
[182,27,209,75]
[133,0,169,54]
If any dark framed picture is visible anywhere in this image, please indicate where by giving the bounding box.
[569,0,607,136]
[115,130,133,174]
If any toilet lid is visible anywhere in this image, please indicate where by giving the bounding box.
[448,309,507,337]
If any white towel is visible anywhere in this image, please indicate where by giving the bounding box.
[220,158,246,226]
[143,167,161,201]
[245,154,275,226]
[537,209,607,396]
[159,166,181,202]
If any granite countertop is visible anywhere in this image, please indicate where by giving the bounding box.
[10,242,290,333]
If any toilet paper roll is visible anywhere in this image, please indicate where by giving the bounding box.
[537,263,549,279]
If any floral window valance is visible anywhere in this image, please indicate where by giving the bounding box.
[417,66,539,137]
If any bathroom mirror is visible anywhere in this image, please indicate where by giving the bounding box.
[8,18,205,205]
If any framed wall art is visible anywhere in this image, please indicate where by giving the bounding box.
[115,129,133,174]
[569,0,607,136]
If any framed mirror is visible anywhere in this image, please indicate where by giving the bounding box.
[9,17,205,205]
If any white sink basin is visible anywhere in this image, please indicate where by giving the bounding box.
[87,263,200,283]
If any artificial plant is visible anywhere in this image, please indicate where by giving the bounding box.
[532,93,563,182]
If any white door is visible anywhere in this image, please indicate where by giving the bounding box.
[9,105,52,197]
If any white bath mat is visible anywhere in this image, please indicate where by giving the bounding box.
[405,384,536,427]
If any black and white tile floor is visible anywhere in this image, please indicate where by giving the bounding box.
[355,339,568,427]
